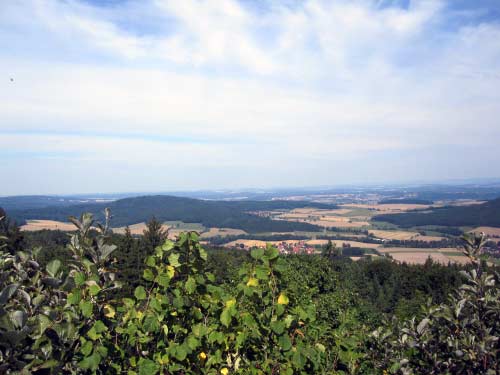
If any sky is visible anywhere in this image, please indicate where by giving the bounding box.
[1,0,500,195]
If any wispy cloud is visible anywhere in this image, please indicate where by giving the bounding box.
[1,0,500,194]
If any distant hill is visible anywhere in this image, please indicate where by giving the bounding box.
[373,198,500,228]
[5,195,334,233]
[0,195,114,211]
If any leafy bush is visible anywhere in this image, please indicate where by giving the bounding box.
[0,213,328,374]
[369,233,500,374]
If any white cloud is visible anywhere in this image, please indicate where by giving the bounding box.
[1,0,500,194]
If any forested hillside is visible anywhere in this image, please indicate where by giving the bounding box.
[374,197,500,227]
[8,195,332,233]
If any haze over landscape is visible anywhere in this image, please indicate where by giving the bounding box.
[2,0,500,195]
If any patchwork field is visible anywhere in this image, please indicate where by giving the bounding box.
[368,230,444,242]
[378,247,470,265]
[273,208,370,228]
[388,252,452,265]
[306,239,381,249]
[21,220,76,231]
[340,203,434,213]
[112,222,169,235]
[224,239,268,248]
[200,228,247,238]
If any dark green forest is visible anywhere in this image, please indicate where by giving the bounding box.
[1,209,499,374]
[374,197,500,227]
[8,196,333,233]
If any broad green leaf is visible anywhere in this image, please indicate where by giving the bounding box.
[265,245,279,260]
[46,259,61,277]
[168,253,181,268]
[250,248,264,260]
[74,272,86,286]
[187,335,200,350]
[161,240,174,251]
[143,269,154,281]
[80,300,93,318]
[134,286,147,300]
[81,340,93,356]
[185,276,196,294]
[138,358,159,375]
[270,320,285,335]
[198,247,208,261]
[220,308,232,328]
[67,290,81,305]
[88,284,101,296]
[278,334,292,351]
[79,352,101,371]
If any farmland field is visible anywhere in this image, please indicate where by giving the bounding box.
[306,239,381,249]
[389,252,453,265]
[470,226,500,237]
[200,227,247,238]
[378,247,470,265]
[21,220,76,231]
[112,222,169,235]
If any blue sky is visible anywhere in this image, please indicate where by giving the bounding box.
[1,0,500,195]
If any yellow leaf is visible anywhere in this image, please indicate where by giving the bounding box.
[225,299,236,308]
[104,304,115,318]
[277,293,289,305]
[166,265,175,278]
[246,277,258,287]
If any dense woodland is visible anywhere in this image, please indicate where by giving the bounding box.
[1,208,499,374]
[374,197,500,227]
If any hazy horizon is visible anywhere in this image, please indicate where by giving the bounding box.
[2,0,500,195]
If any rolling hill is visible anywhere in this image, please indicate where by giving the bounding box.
[5,195,334,233]
[373,197,500,228]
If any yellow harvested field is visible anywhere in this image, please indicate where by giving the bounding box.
[470,227,500,237]
[224,239,268,248]
[446,256,472,265]
[437,248,463,254]
[200,228,247,238]
[21,220,76,231]
[341,203,432,213]
[350,257,363,261]
[287,208,353,215]
[369,230,419,240]
[379,247,470,265]
[416,235,446,242]
[304,219,369,228]
[306,239,381,249]
[389,252,453,265]
[113,222,170,236]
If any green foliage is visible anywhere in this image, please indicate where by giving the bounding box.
[2,209,499,374]
[369,233,500,374]
[0,209,119,373]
